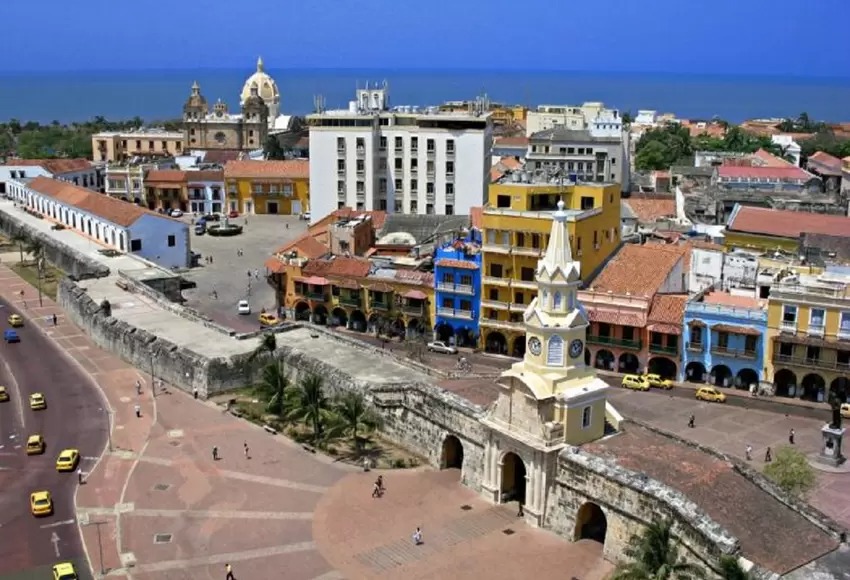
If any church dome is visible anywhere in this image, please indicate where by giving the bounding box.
[240,56,280,106]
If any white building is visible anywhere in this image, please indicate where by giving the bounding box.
[524,125,630,187]
[525,102,623,137]
[771,134,802,166]
[688,244,725,294]
[105,160,176,201]
[1,159,99,192]
[185,169,225,214]
[307,85,493,221]
[7,176,190,269]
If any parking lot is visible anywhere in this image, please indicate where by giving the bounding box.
[180,214,308,332]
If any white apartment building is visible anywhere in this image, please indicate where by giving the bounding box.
[104,160,176,201]
[307,86,493,221]
[525,102,623,137]
[525,126,630,187]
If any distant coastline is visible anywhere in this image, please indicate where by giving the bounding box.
[1,69,848,124]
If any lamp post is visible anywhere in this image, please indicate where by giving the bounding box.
[149,353,156,398]
[36,256,44,307]
[104,407,112,452]
[83,520,107,576]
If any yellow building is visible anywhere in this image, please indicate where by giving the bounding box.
[766,271,850,402]
[480,179,621,355]
[223,159,309,215]
[438,100,527,126]
[92,129,184,163]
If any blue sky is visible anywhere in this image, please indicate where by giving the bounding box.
[5,0,849,77]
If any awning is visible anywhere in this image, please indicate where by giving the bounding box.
[403,289,428,300]
[646,322,681,335]
[334,279,360,290]
[264,257,287,274]
[587,309,645,328]
[295,276,329,286]
[687,320,706,326]
[711,324,760,336]
[367,282,394,293]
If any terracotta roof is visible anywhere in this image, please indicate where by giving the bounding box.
[333,279,361,290]
[392,269,434,286]
[493,136,529,147]
[27,176,170,227]
[687,240,725,252]
[366,282,394,293]
[590,244,685,297]
[470,207,483,230]
[753,148,794,167]
[302,256,371,279]
[264,257,287,274]
[6,158,93,175]
[274,232,329,259]
[728,205,850,239]
[201,150,241,164]
[435,258,478,270]
[498,156,523,171]
[717,165,811,181]
[403,289,428,300]
[648,294,687,328]
[711,323,760,336]
[224,159,309,180]
[145,169,187,183]
[623,198,676,222]
[702,291,761,309]
[490,168,504,183]
[295,275,329,286]
[646,322,681,335]
[807,151,843,175]
[186,169,224,183]
[585,309,646,328]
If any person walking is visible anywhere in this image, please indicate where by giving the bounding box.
[765,446,772,462]
[225,563,235,580]
[136,380,142,395]
[745,444,752,461]
[52,313,58,326]
[212,446,219,461]
[77,468,84,485]
[193,387,199,399]
[789,428,795,445]
[412,527,423,546]
[243,441,250,459]
[688,414,695,428]
[134,404,141,418]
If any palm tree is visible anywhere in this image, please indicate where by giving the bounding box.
[286,374,333,445]
[25,237,44,267]
[717,556,750,580]
[11,231,29,265]
[330,391,381,452]
[249,332,277,362]
[255,360,290,416]
[611,520,702,580]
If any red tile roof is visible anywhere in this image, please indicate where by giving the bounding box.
[711,323,760,336]
[702,291,760,308]
[623,198,676,222]
[6,158,93,175]
[586,309,645,328]
[303,256,371,279]
[717,165,811,181]
[648,294,687,333]
[274,232,329,259]
[494,136,529,147]
[807,151,843,175]
[185,169,224,183]
[201,150,241,164]
[752,148,794,167]
[435,258,478,270]
[589,244,685,297]
[264,256,287,274]
[224,159,309,180]
[728,205,850,239]
[498,156,523,171]
[27,176,170,227]
[490,167,504,183]
[145,169,187,183]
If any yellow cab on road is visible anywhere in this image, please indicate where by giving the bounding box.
[0,385,8,402]
[841,403,850,419]
[7,313,23,327]
[696,386,727,403]
[56,449,80,472]
[26,434,45,455]
[258,312,280,327]
[52,562,78,580]
[29,392,46,410]
[30,490,53,517]
[622,374,650,391]
[643,373,673,390]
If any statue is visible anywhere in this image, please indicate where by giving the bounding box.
[828,389,843,430]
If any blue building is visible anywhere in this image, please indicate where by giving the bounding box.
[682,291,767,391]
[433,232,482,347]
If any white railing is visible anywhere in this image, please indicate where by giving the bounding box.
[512,279,537,290]
[480,300,509,310]
[482,243,511,253]
[437,307,474,320]
[480,318,523,330]
[513,247,543,257]
[437,282,474,295]
[807,324,825,338]
[779,320,797,333]
[482,276,510,286]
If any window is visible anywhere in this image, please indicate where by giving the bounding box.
[394,136,403,150]
[547,335,564,365]
[427,160,435,174]
[442,273,454,284]
[426,203,434,214]
[582,406,592,429]
[394,199,403,212]
[337,180,345,194]
[516,232,525,246]
[782,305,797,323]
[807,345,821,363]
[283,184,293,197]
[130,239,142,252]
[460,275,472,286]
[411,137,418,151]
[252,183,263,194]
[489,264,503,278]
[167,235,176,247]
[717,332,729,348]
[379,179,387,193]
[337,137,345,150]
[356,181,365,194]
[446,183,454,195]
[356,137,365,148]
[520,267,535,281]
[427,139,435,152]
[411,158,418,170]
[410,179,418,192]
[691,326,703,344]
[580,196,594,210]
[841,312,850,332]
[514,291,524,304]
[426,182,435,194]
[489,288,499,300]
[779,342,793,358]
[622,326,634,341]
[356,159,365,172]
[379,199,387,210]
[410,200,418,212]
[337,159,345,171]
[379,136,387,150]
[445,204,453,215]
[394,158,403,170]
[394,179,402,191]
[810,308,825,328]
[446,139,455,153]
[269,184,279,193]
[744,335,758,352]
[553,292,562,309]
[446,161,455,175]
[379,158,387,170]
[248,130,254,137]
[441,297,454,308]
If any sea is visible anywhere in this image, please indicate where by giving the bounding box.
[0,69,848,125]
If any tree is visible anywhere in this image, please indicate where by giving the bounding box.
[249,332,278,362]
[25,237,44,266]
[611,519,702,580]
[717,555,750,580]
[286,374,334,445]
[329,391,381,451]
[763,446,816,497]
[11,230,29,266]
[255,360,290,416]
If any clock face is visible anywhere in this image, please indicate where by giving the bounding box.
[569,339,584,359]
[528,337,542,356]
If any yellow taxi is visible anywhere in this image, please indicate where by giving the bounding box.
[52,562,78,580]
[621,374,650,391]
[258,312,280,327]
[29,392,46,410]
[26,434,45,455]
[0,385,8,402]
[643,373,673,390]
[30,490,53,517]
[696,386,727,403]
[840,403,850,419]
[7,313,24,327]
[56,449,80,472]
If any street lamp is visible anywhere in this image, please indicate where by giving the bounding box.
[149,353,156,398]
[103,407,113,452]
[83,520,107,576]
[36,256,44,307]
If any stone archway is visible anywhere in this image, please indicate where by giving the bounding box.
[368,313,382,334]
[435,322,454,343]
[511,336,526,358]
[618,352,640,373]
[312,304,329,325]
[831,377,850,403]
[294,301,311,321]
[500,452,526,506]
[773,369,797,398]
[407,318,423,339]
[736,368,759,391]
[349,309,367,332]
[485,332,508,355]
[595,349,614,371]
[441,435,464,471]
[685,361,707,383]
[801,373,826,402]
[574,502,607,545]
[648,357,677,379]
[330,307,348,328]
[710,364,733,388]
[391,318,406,339]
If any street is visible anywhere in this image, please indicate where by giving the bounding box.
[0,296,106,580]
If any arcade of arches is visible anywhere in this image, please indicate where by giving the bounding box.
[584,348,641,374]
[483,331,526,358]
[772,368,849,403]
[294,302,429,339]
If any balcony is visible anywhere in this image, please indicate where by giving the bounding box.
[402,303,426,316]
[482,242,511,254]
[436,282,474,295]
[411,167,418,177]
[779,320,797,333]
[480,299,509,310]
[426,192,435,202]
[513,246,544,257]
[686,341,704,353]
[482,276,510,287]
[337,190,346,199]
[337,169,346,177]
[840,328,850,341]
[512,279,537,290]
[773,353,850,372]
[437,307,474,320]
[306,291,328,301]
[587,335,642,350]
[339,295,362,308]
[337,147,345,155]
[370,300,391,311]
[480,318,523,330]
[649,343,678,356]
[356,147,366,157]
[710,345,758,359]
[446,148,455,159]
[509,303,527,313]
[427,149,436,158]
[446,193,455,203]
[808,324,825,338]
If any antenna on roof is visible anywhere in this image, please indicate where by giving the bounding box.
[313,95,325,114]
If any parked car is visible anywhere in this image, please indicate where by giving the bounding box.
[621,374,650,391]
[643,373,673,390]
[194,222,206,235]
[695,386,727,403]
[4,329,20,343]
[258,312,280,327]
[203,213,220,222]
[228,210,240,218]
[0,385,8,402]
[7,314,23,327]
[300,211,311,221]
[169,209,184,218]
[427,341,458,355]
[237,300,251,315]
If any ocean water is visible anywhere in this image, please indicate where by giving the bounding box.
[0,69,848,124]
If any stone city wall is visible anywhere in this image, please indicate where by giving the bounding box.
[0,207,110,280]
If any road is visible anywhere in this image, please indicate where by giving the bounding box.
[0,298,106,580]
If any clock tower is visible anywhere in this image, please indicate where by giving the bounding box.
[480,199,615,526]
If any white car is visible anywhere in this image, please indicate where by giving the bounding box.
[427,341,458,355]
[170,209,184,218]
[237,300,251,315]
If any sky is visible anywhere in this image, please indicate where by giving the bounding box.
[3,0,849,77]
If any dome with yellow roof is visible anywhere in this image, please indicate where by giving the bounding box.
[240,56,280,119]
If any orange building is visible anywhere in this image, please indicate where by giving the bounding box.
[144,169,188,211]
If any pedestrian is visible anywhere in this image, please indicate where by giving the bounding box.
[244,441,250,459]
[193,387,199,399]
[517,501,524,517]
[212,446,219,461]
[247,270,251,278]
[765,446,772,462]
[789,428,795,445]
[412,527,423,546]
[52,313,58,326]
[225,563,235,580]
[136,379,142,395]
[134,404,141,418]
[372,480,382,498]
[745,444,752,461]
[210,255,214,264]
[77,468,84,485]
[688,414,695,428]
